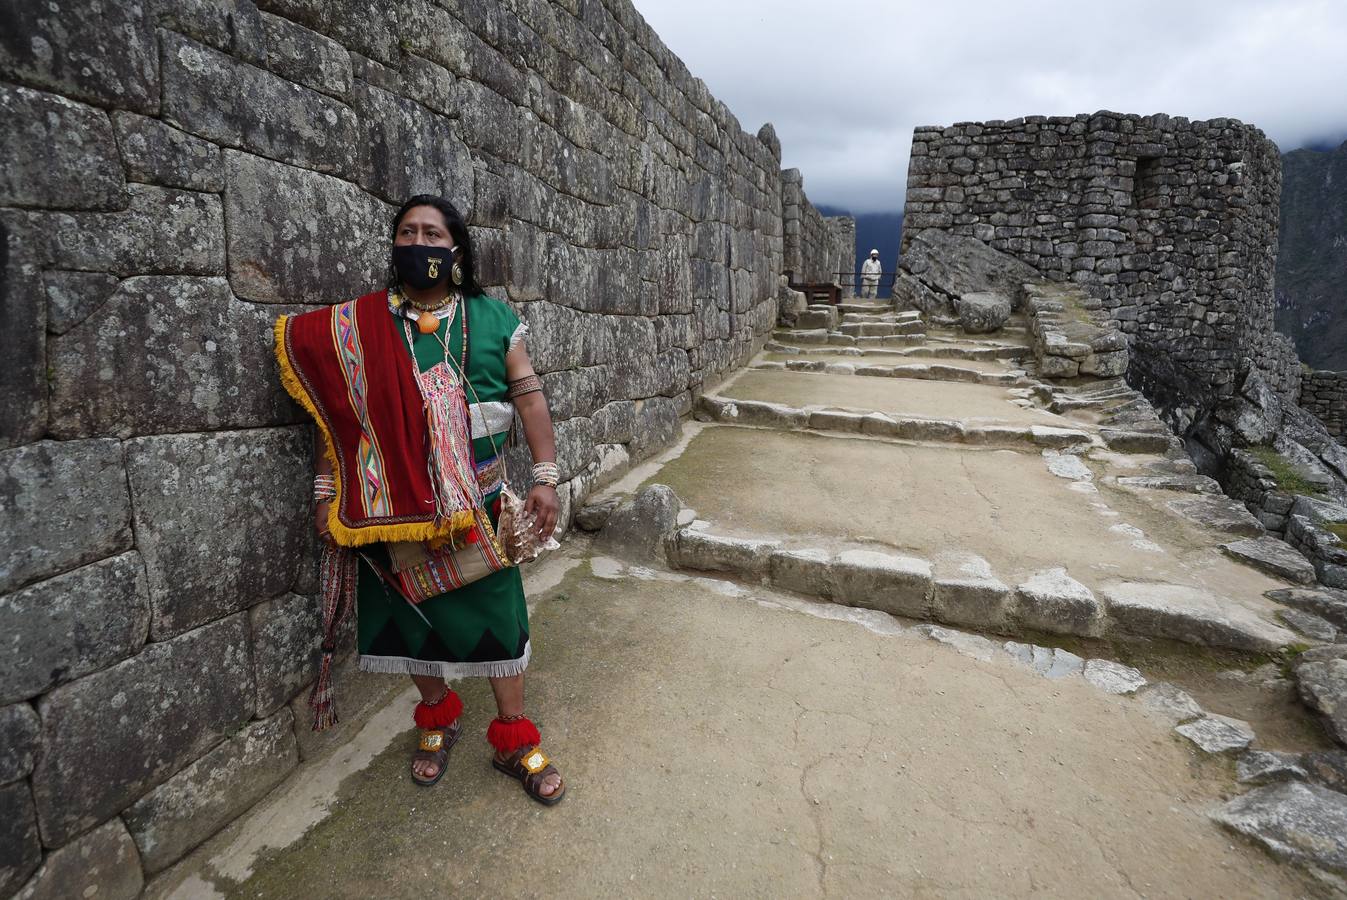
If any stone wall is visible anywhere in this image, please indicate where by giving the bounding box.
[0,1,830,895]
[901,111,1293,412]
[826,215,857,295]
[1301,371,1347,442]
[782,168,836,283]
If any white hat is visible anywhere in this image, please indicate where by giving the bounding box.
[869,249,879,255]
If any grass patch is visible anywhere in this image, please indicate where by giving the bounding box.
[1326,522,1347,544]
[1248,445,1323,497]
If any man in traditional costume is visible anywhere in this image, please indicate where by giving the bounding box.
[274,195,565,803]
[860,249,883,298]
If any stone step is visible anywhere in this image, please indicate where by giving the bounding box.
[694,395,1092,450]
[753,358,1026,388]
[663,526,1300,652]
[834,302,895,314]
[764,340,1025,362]
[841,311,923,325]
[838,321,927,338]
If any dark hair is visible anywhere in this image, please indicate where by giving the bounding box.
[386,194,483,296]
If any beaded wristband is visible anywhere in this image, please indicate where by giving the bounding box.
[313,475,336,502]
[531,461,559,487]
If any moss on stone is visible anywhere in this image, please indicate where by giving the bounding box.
[1248,446,1322,497]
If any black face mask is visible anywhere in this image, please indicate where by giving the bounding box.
[393,244,455,290]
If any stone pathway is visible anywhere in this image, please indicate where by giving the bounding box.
[148,298,1347,896]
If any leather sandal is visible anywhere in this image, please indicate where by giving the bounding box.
[411,719,461,787]
[493,745,566,806]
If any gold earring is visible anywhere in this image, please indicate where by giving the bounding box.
[451,261,464,286]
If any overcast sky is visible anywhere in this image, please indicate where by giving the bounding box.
[632,0,1347,214]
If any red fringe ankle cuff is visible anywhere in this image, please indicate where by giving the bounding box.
[487,716,541,754]
[413,689,463,730]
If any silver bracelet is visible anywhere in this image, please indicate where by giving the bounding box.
[531,461,559,488]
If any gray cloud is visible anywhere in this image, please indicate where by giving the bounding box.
[632,0,1347,212]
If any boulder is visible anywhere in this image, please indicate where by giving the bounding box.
[1176,714,1255,754]
[1221,537,1317,585]
[1082,659,1147,695]
[1135,682,1204,724]
[955,292,1011,334]
[1295,646,1347,747]
[1260,584,1347,625]
[899,230,1040,305]
[1166,496,1265,538]
[593,485,682,564]
[1276,608,1337,643]
[1213,782,1347,875]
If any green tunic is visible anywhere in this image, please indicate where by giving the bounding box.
[355,292,531,679]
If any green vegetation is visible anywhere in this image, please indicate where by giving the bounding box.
[1249,445,1323,497]
[1325,522,1347,544]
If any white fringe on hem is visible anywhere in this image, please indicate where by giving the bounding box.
[358,640,531,679]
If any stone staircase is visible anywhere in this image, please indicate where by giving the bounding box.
[578,300,1347,884]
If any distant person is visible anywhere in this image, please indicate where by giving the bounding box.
[860,249,883,298]
[274,194,566,804]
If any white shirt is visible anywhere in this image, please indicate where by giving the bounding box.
[861,257,882,277]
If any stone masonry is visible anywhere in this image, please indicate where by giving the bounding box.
[782,167,844,284]
[826,214,856,294]
[1301,370,1347,442]
[900,112,1299,417]
[0,1,837,895]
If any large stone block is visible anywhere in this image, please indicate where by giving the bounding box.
[0,211,45,448]
[112,112,224,192]
[593,484,681,564]
[0,439,131,594]
[42,270,122,336]
[0,703,39,785]
[224,151,393,304]
[125,428,309,639]
[0,86,125,209]
[348,82,474,206]
[1014,568,1103,637]
[0,0,158,113]
[0,553,150,705]
[254,0,400,65]
[1101,581,1296,651]
[123,708,297,873]
[0,782,40,895]
[831,550,933,619]
[40,184,225,276]
[259,11,352,97]
[49,276,304,438]
[249,593,321,716]
[31,613,255,846]
[933,576,1012,630]
[161,33,359,175]
[15,818,142,900]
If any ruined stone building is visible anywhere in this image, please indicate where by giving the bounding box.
[899,111,1347,564]
[0,1,842,894]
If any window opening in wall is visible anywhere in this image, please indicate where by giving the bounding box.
[1133,156,1163,209]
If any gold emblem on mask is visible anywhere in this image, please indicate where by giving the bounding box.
[427,256,442,279]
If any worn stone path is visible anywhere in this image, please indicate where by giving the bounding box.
[146,300,1346,897]
[149,558,1325,898]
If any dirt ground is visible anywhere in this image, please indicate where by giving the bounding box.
[221,566,1321,898]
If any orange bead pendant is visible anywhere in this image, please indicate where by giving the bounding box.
[416,311,439,334]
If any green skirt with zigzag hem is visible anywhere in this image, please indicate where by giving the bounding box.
[355,485,530,680]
